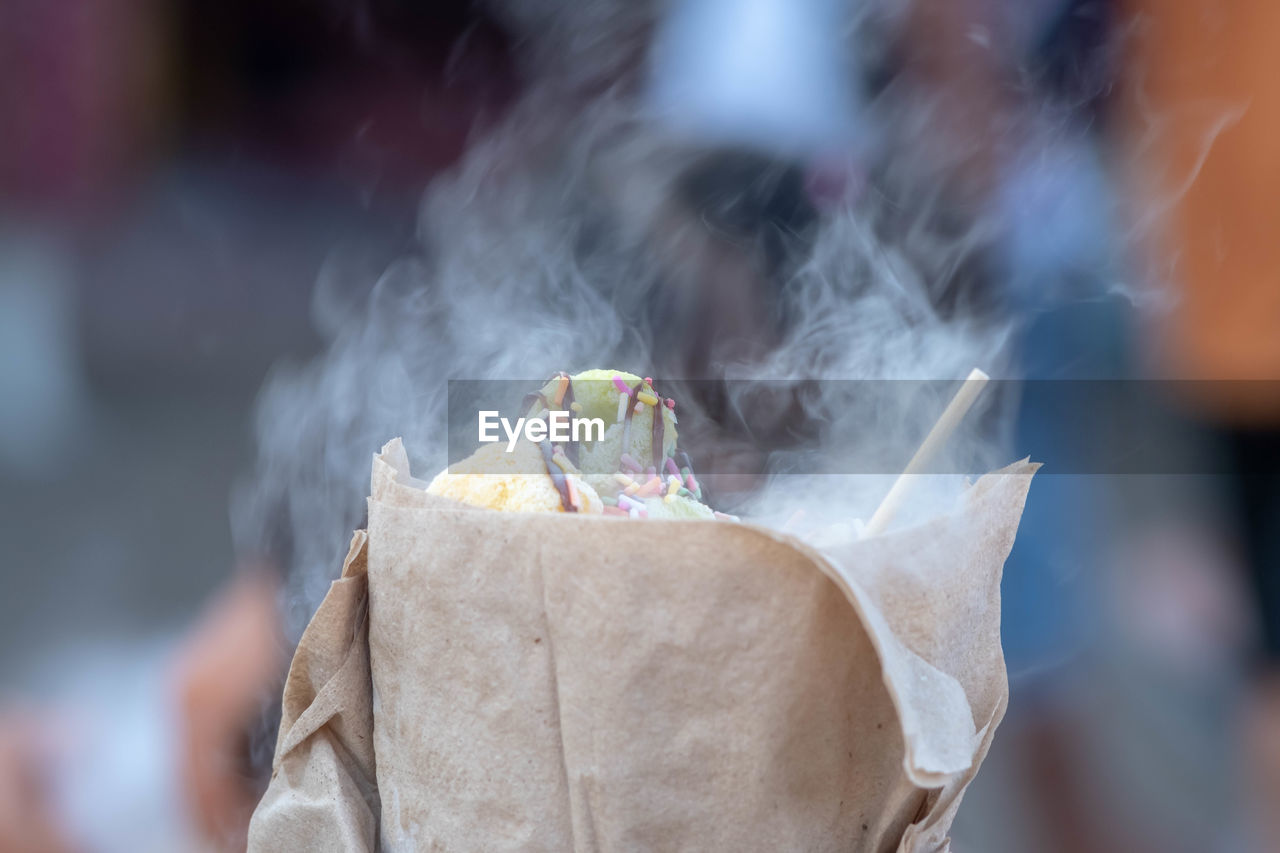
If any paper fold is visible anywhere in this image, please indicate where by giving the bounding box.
[248,531,380,852]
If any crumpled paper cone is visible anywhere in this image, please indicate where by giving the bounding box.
[249,439,1036,852]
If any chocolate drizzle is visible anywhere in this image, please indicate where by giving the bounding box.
[619,381,641,461]
[561,380,579,465]
[526,373,582,512]
[521,391,548,413]
[619,378,670,475]
[538,437,576,512]
[650,394,665,469]
[522,372,694,514]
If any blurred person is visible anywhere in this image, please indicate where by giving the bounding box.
[859,1,1254,850]
[0,0,516,849]
[1118,1,1280,849]
[0,2,1179,852]
[886,1,1167,851]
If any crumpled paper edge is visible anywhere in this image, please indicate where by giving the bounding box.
[248,532,380,852]
[754,461,1037,852]
[370,438,1036,852]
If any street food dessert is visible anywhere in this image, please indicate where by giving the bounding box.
[427,369,728,520]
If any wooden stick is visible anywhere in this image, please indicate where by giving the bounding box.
[862,368,990,537]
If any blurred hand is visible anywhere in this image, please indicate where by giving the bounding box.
[1244,672,1280,852]
[170,570,285,849]
[0,711,78,853]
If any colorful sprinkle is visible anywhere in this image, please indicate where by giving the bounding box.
[612,376,632,395]
[569,401,583,413]
[551,454,574,473]
[619,453,642,473]
[665,398,675,409]
[553,374,569,406]
[614,472,636,488]
[664,457,681,478]
[616,393,628,423]
[565,476,580,510]
[617,493,642,512]
[636,476,664,499]
[636,391,659,406]
[601,495,618,506]
[665,476,680,497]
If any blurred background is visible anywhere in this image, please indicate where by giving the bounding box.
[1,0,1277,850]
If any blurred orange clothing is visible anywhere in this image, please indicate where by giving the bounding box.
[1122,0,1280,422]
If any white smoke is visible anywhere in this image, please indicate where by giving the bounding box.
[233,6,1016,640]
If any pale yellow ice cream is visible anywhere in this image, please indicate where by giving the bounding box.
[426,439,602,514]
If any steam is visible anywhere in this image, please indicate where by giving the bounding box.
[233,19,1017,640]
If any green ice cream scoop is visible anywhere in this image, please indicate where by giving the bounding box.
[531,369,678,474]
[524,368,722,520]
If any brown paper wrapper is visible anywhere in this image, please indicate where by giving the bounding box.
[249,439,1036,852]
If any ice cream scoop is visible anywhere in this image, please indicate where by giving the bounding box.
[529,369,678,473]
[430,369,725,520]
[426,438,603,514]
